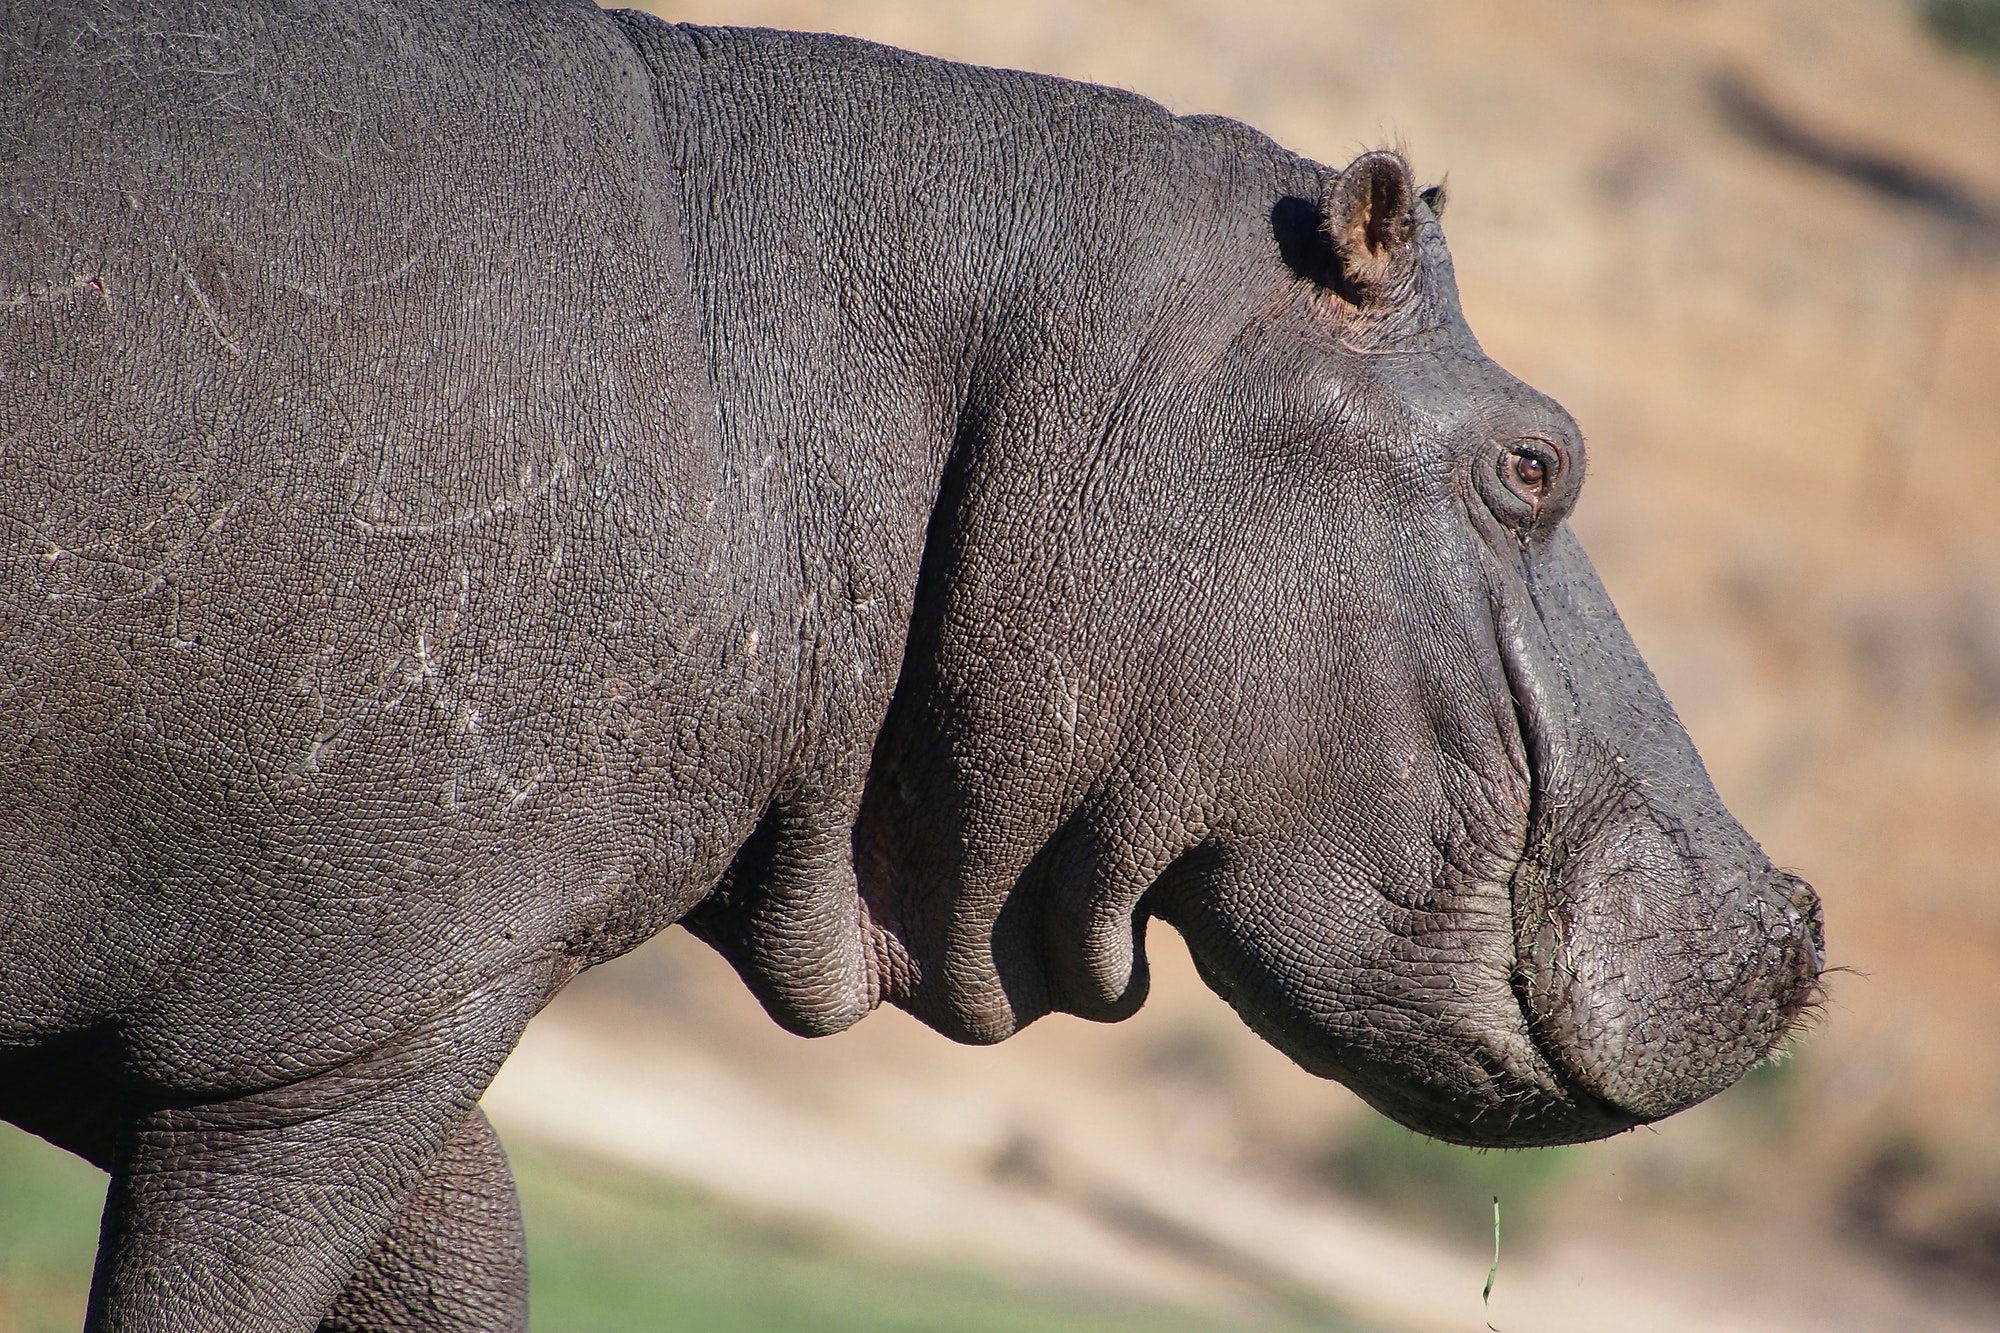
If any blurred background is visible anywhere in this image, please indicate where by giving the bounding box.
[5,0,1999,1329]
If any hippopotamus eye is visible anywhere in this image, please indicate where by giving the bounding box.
[1510,451,1548,497]
[1475,437,1574,530]
[1481,440,1570,529]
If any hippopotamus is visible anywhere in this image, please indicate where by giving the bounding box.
[0,1,1823,1328]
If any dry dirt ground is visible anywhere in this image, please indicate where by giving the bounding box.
[489,0,2000,1327]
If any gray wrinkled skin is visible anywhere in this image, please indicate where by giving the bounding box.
[0,2,1822,1329]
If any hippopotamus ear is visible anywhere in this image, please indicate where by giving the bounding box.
[1320,150,1423,302]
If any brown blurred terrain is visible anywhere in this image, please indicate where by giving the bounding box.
[493,0,2000,1328]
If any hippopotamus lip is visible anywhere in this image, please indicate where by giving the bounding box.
[1352,1045,1646,1148]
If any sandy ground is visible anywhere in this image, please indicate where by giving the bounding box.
[482,0,2000,1326]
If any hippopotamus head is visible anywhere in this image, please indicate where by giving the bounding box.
[793,146,1822,1148]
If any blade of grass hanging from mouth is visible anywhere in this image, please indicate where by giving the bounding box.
[1483,1195,1501,1331]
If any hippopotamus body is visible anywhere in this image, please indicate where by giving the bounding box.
[1,2,1821,1328]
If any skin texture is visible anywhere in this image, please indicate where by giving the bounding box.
[0,1,1823,1328]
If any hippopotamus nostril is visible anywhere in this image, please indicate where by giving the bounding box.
[1748,871,1825,1046]
[1768,872,1832,976]
[1775,871,1825,976]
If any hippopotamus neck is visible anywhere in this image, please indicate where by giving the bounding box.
[626,19,1317,1032]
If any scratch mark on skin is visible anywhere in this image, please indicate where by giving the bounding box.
[0,511,77,566]
[277,253,421,304]
[206,495,246,535]
[1052,656,1080,741]
[173,253,243,358]
[383,627,549,814]
[411,631,439,684]
[289,722,353,778]
[350,456,573,537]
[508,765,553,808]
[3,479,240,612]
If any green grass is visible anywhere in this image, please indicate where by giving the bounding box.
[517,1148,1334,1333]
[0,1120,1342,1332]
[1924,0,2000,64]
[0,1121,105,1333]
